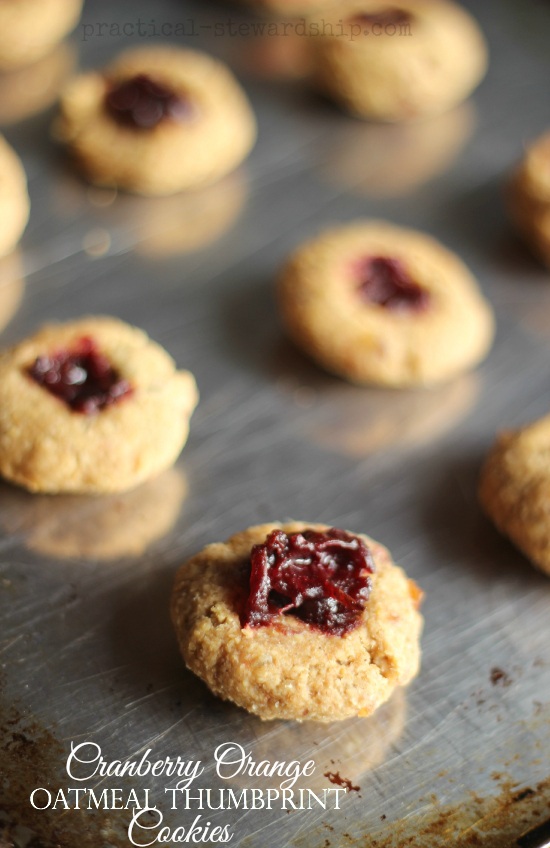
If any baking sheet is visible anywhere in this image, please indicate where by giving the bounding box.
[2,1,550,845]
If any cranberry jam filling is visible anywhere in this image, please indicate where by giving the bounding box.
[28,337,132,415]
[350,8,413,27]
[357,256,430,313]
[105,74,194,129]
[242,528,375,636]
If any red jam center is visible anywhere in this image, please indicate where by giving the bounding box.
[105,74,194,129]
[350,8,413,27]
[357,256,430,313]
[27,337,132,415]
[242,528,375,636]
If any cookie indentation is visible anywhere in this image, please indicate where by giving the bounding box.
[28,336,132,414]
[106,73,194,129]
[357,256,430,313]
[242,528,375,636]
[349,8,413,28]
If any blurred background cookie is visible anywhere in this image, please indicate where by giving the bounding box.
[0,252,24,337]
[278,221,494,387]
[0,0,82,71]
[0,135,29,257]
[508,131,550,267]
[53,45,257,195]
[309,0,488,122]
[0,468,187,560]
[479,413,550,575]
[513,130,550,204]
[0,42,76,126]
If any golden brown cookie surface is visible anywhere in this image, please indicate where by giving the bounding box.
[53,46,257,195]
[0,317,198,494]
[309,0,488,122]
[278,221,495,387]
[171,522,423,722]
[479,413,550,575]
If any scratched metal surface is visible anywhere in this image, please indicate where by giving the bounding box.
[2,0,550,846]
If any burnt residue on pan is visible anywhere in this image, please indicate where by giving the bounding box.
[0,695,128,848]
[490,668,512,688]
[323,772,360,794]
[292,776,550,848]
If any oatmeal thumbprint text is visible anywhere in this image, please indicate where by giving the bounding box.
[28,742,348,844]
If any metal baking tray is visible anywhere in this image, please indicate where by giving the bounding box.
[2,0,550,845]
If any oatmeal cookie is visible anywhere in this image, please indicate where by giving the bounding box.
[53,46,257,195]
[0,135,30,258]
[278,221,495,387]
[309,0,488,122]
[508,132,550,268]
[479,413,550,575]
[0,0,82,71]
[171,522,423,722]
[0,317,198,494]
